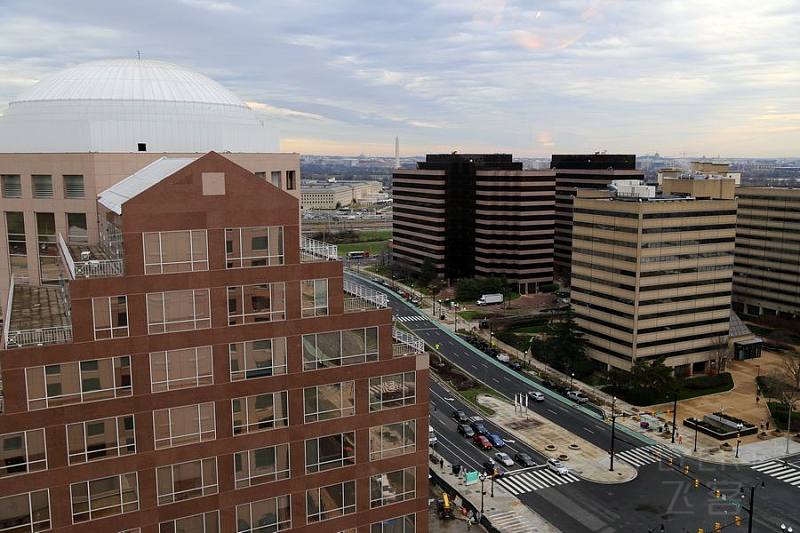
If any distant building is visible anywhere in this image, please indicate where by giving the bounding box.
[393,153,555,293]
[301,180,383,209]
[733,186,800,318]
[571,179,737,374]
[657,161,741,186]
[551,154,644,273]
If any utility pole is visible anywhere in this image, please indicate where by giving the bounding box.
[609,395,617,471]
[671,392,678,444]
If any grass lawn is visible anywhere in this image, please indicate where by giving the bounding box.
[747,324,774,337]
[338,241,388,256]
[608,373,735,406]
[511,325,547,334]
[458,310,491,320]
[456,384,499,416]
[356,229,391,241]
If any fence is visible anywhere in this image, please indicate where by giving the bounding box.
[300,236,338,261]
[392,326,425,356]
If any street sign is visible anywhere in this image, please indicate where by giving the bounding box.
[464,471,480,485]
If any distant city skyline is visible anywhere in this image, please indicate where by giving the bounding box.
[1,0,799,157]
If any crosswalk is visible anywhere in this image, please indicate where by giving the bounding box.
[495,468,581,495]
[396,315,428,322]
[614,444,680,468]
[486,510,539,533]
[751,460,800,487]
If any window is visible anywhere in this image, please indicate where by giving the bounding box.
[92,295,129,339]
[63,175,85,198]
[150,346,214,392]
[236,495,292,533]
[254,171,267,180]
[36,212,61,284]
[301,279,328,317]
[271,171,281,187]
[370,468,416,508]
[225,226,284,268]
[234,443,290,488]
[143,230,208,274]
[32,175,53,198]
[153,402,216,449]
[147,289,211,334]
[227,283,286,325]
[286,170,296,190]
[70,472,139,523]
[303,327,379,371]
[159,511,219,533]
[66,213,88,243]
[156,457,218,505]
[137,143,146,152]
[369,420,416,461]
[371,513,416,533]
[306,481,356,523]
[305,432,355,473]
[1,174,22,198]
[229,338,287,381]
[0,490,50,532]
[0,429,46,478]
[25,355,132,410]
[232,391,288,435]
[304,381,355,423]
[66,415,135,464]
[6,211,28,282]
[369,372,416,412]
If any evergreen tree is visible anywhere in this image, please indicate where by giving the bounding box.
[543,309,588,375]
[417,257,436,285]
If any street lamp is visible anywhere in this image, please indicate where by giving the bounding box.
[693,419,699,453]
[478,473,487,518]
[739,478,765,533]
[780,524,794,532]
[609,395,617,472]
[570,372,575,390]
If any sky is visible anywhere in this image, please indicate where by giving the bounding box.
[0,0,799,157]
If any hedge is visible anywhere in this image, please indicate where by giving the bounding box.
[768,402,800,432]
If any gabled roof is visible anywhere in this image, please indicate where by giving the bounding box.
[98,157,197,214]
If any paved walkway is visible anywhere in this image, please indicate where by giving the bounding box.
[477,394,637,484]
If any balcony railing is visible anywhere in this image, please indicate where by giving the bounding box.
[5,325,73,348]
[392,326,425,356]
[343,279,388,312]
[300,236,338,262]
[58,233,123,279]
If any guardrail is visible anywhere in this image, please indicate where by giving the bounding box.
[392,326,425,356]
[58,233,76,279]
[300,236,338,261]
[74,258,123,278]
[5,325,73,348]
[343,279,388,309]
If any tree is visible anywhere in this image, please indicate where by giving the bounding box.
[710,336,730,375]
[629,356,678,399]
[542,308,589,375]
[417,257,437,286]
[780,350,800,391]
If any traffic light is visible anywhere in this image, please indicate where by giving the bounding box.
[714,489,721,499]
[694,479,700,488]
[684,465,690,475]
[714,522,722,531]
[735,515,742,526]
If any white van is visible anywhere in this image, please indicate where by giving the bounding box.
[428,425,438,446]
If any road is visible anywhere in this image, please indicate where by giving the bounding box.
[348,271,800,531]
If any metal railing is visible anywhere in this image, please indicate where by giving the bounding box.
[343,279,388,312]
[392,326,425,356]
[300,236,338,261]
[5,325,73,348]
[58,233,76,279]
[58,233,123,278]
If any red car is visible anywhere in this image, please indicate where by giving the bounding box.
[473,435,493,450]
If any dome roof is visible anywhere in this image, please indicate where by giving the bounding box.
[0,59,277,153]
[12,59,248,108]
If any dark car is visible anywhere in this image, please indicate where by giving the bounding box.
[507,361,523,371]
[452,410,469,424]
[470,421,488,436]
[486,433,505,448]
[457,424,475,438]
[514,453,536,467]
[483,460,496,474]
[473,435,492,450]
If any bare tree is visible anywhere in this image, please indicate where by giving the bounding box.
[710,336,730,374]
[780,350,800,390]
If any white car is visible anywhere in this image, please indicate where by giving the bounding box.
[567,390,589,404]
[495,452,514,467]
[528,391,545,401]
[547,458,569,475]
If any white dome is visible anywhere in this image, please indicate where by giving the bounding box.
[0,59,276,153]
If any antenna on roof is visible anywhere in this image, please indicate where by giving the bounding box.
[137,50,141,60]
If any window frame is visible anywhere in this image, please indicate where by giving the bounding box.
[31,175,53,199]
[153,402,216,450]
[155,456,218,506]
[63,174,85,199]
[304,431,356,474]
[235,495,292,533]
[0,428,47,478]
[370,513,416,533]
[305,481,356,523]
[227,282,286,325]
[369,420,416,461]
[70,472,139,524]
[158,511,219,533]
[369,372,417,412]
[301,278,329,318]
[229,337,288,381]
[302,327,379,371]
[303,381,356,423]
[369,467,417,508]
[142,229,209,275]
[225,226,285,268]
[1,174,22,198]
[92,295,130,340]
[233,443,291,489]
[149,345,214,393]
[66,414,136,465]
[0,489,51,533]
[146,288,211,334]
[231,391,289,435]
[25,355,132,410]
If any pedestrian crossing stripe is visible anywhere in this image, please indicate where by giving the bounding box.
[751,461,800,487]
[494,468,581,495]
[396,315,427,322]
[614,444,680,468]
[486,510,537,533]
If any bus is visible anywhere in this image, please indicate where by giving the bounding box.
[346,250,368,260]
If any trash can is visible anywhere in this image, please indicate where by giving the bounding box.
[451,463,462,475]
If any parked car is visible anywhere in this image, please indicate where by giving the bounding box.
[470,421,488,436]
[457,424,475,438]
[486,433,505,448]
[482,459,495,473]
[473,435,493,450]
[495,452,514,467]
[567,390,590,404]
[452,410,469,424]
[527,391,545,402]
[547,458,569,475]
[514,453,537,467]
[507,361,523,371]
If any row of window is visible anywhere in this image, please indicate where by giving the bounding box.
[1,173,85,199]
[1,418,418,481]
[90,279,331,340]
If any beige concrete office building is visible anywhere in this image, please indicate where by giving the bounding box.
[570,180,737,374]
[300,181,383,210]
[733,186,800,318]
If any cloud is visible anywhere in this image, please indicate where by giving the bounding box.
[177,0,244,13]
[246,101,327,121]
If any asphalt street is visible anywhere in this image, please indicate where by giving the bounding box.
[349,271,800,531]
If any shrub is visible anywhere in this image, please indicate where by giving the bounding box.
[768,402,800,432]
[683,373,733,390]
[539,283,559,293]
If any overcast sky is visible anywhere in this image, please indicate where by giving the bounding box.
[1,0,798,157]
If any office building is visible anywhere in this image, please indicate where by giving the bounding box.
[393,153,555,293]
[301,181,384,210]
[571,179,737,374]
[733,186,800,318]
[0,59,300,310]
[551,154,644,273]
[0,152,429,531]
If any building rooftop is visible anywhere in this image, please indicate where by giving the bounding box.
[4,283,72,348]
[98,157,196,214]
[728,311,753,338]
